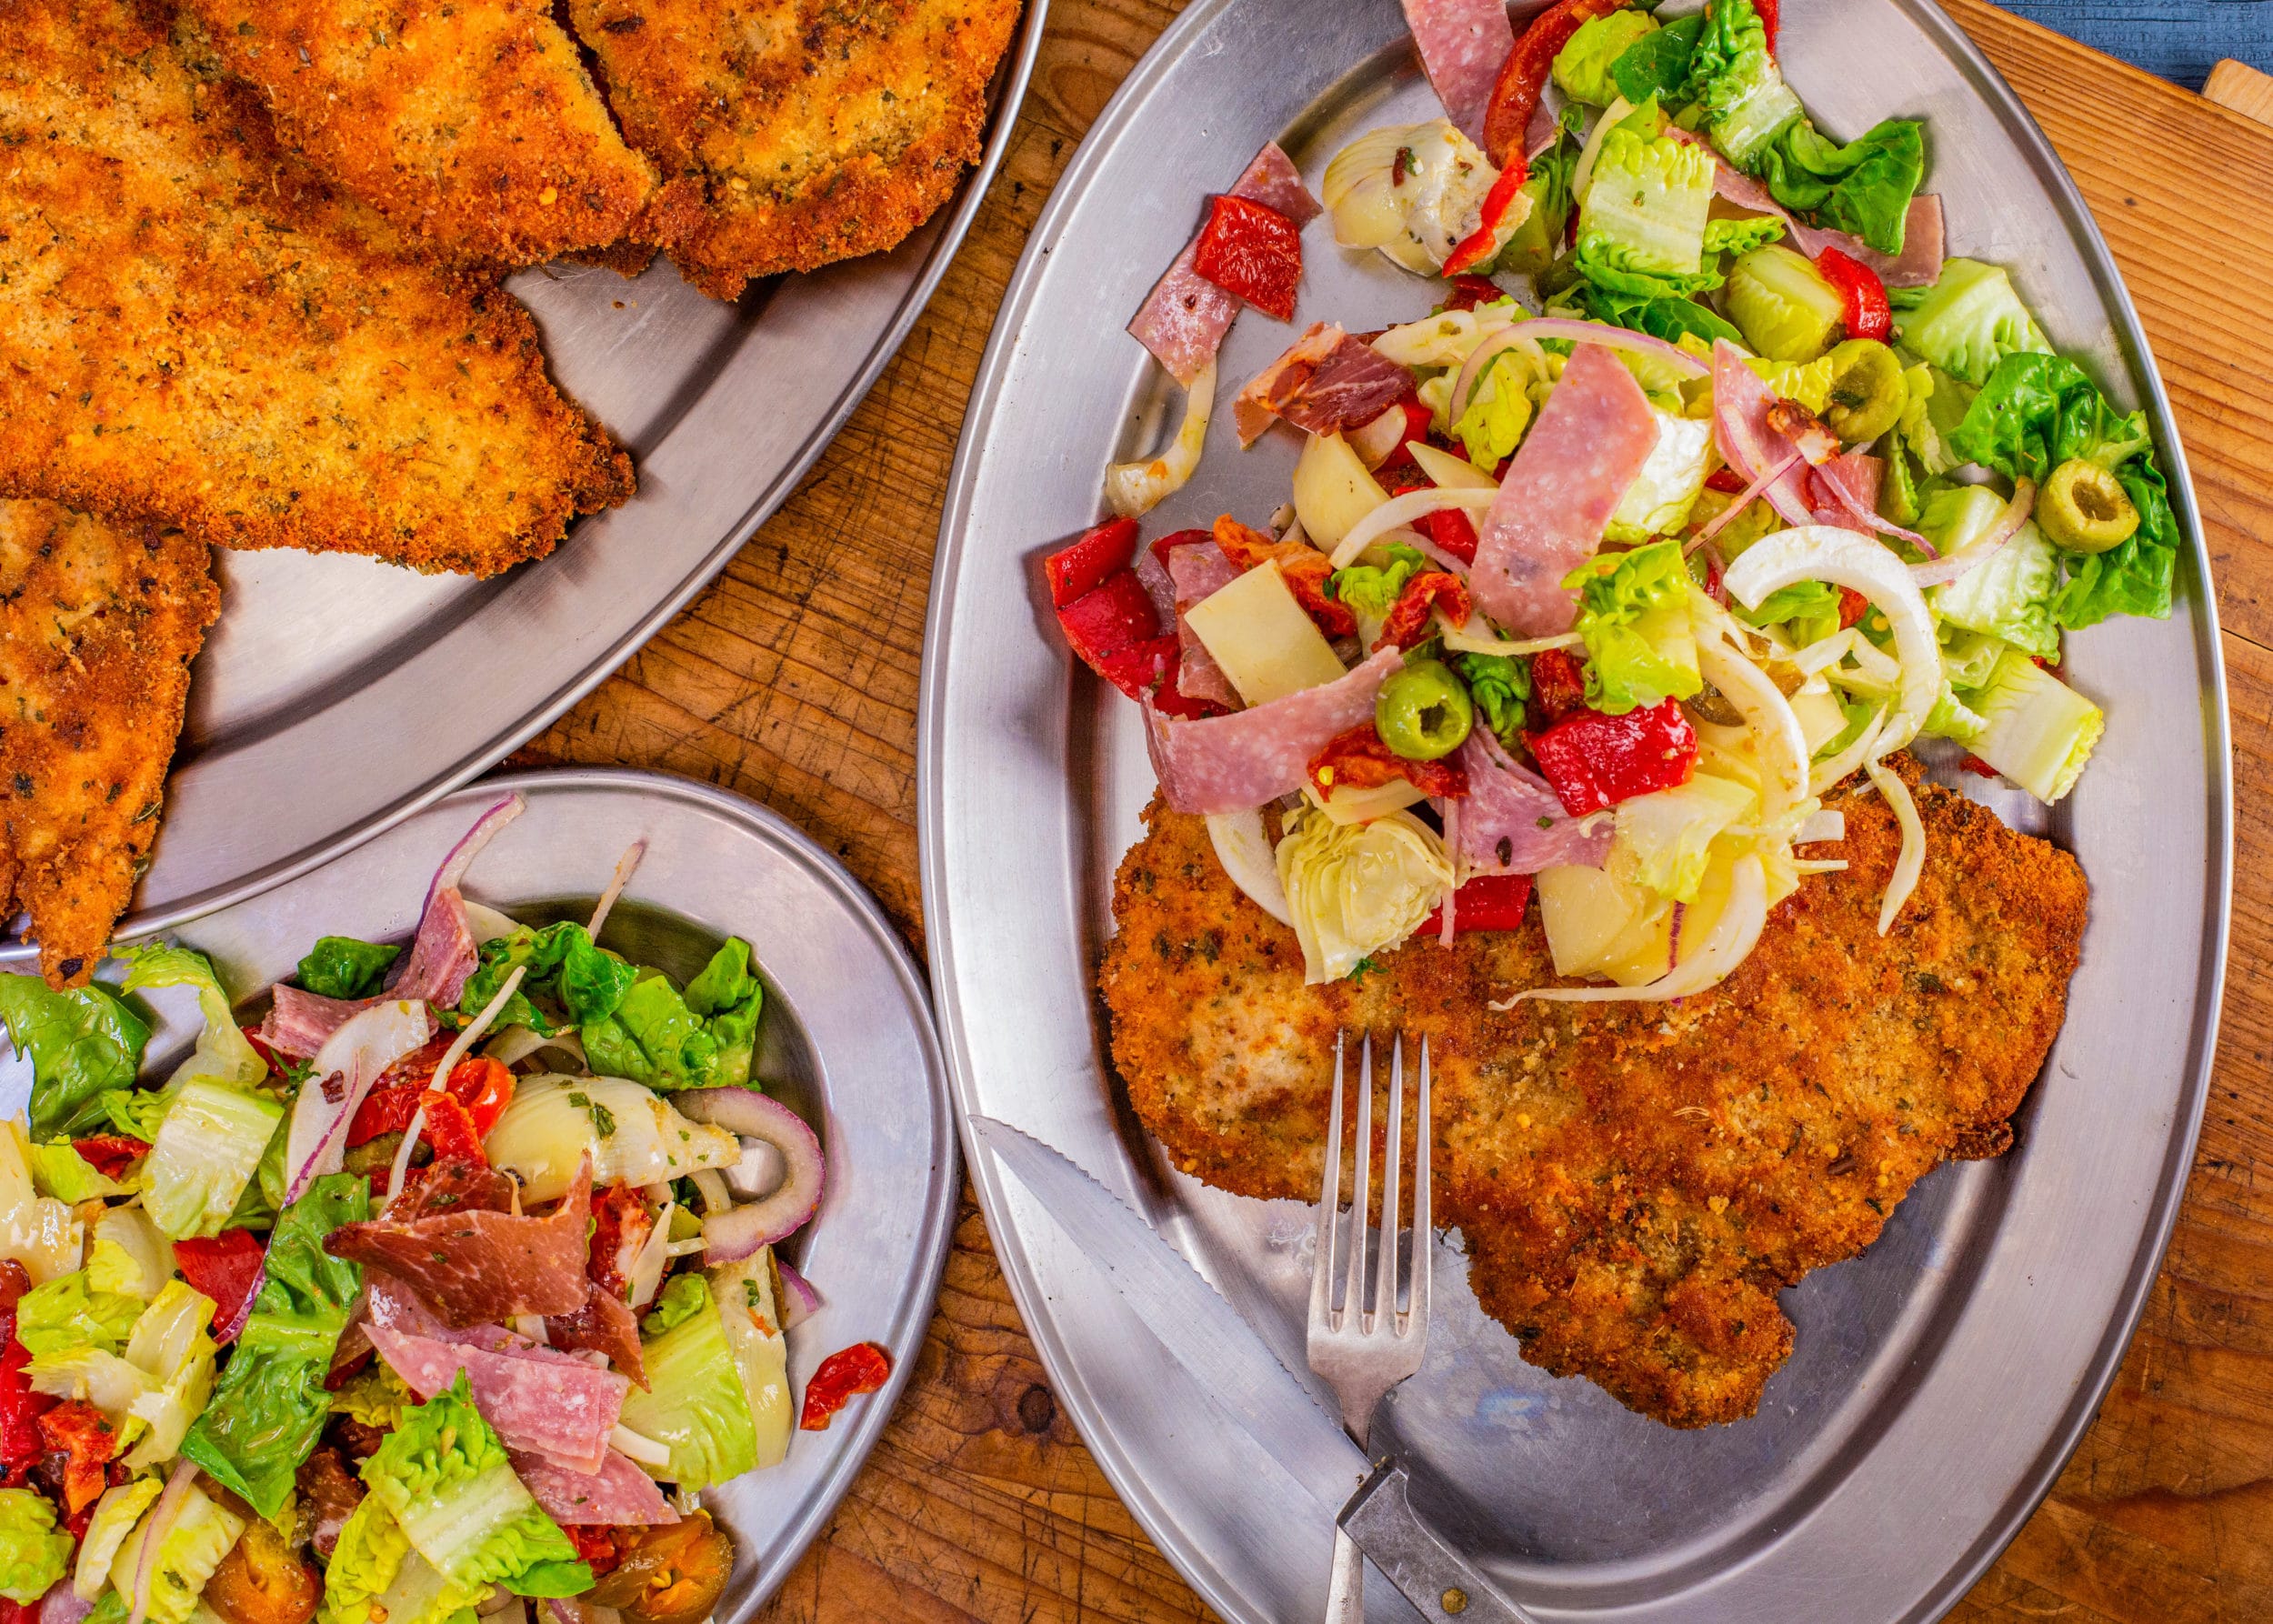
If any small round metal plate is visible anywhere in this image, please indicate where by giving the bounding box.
[36,768,957,1617]
[920,2,2231,1619]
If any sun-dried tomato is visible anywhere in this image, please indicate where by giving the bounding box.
[798,1342,893,1432]
[588,1185,656,1297]
[37,1400,115,1515]
[1528,647,1589,726]
[1374,572,1473,652]
[1307,726,1470,800]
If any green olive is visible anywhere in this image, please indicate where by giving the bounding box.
[1375,659,1474,761]
[1822,339,1907,446]
[2038,458,2139,554]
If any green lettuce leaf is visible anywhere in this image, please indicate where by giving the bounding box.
[141,1078,282,1240]
[1577,125,1718,280]
[1554,10,1658,106]
[27,1140,131,1202]
[1568,281,1745,348]
[1701,215,1786,255]
[180,1173,368,1519]
[1611,13,1702,106]
[0,977,148,1140]
[1755,118,1925,256]
[1893,258,2051,386]
[1450,653,1527,748]
[105,1481,243,1624]
[1737,579,1842,646]
[1969,648,2104,802]
[1563,539,1704,715]
[1451,352,1537,465]
[1682,0,1801,164]
[0,1488,72,1602]
[1929,519,2062,660]
[93,1088,170,1145]
[616,1277,758,1492]
[118,946,266,1096]
[319,1499,490,1624]
[1329,545,1427,618]
[683,939,764,1091]
[1488,137,1579,280]
[457,921,639,1038]
[16,1272,144,1358]
[641,1272,708,1336]
[295,937,402,1000]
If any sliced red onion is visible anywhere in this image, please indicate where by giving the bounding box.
[39,1579,92,1624]
[1711,342,1819,528]
[676,1088,825,1259]
[1811,454,1933,554]
[774,1257,821,1330]
[423,794,526,919]
[1909,478,2037,589]
[586,839,647,937]
[1692,448,1804,551]
[128,1459,198,1624]
[1517,318,1709,379]
[1449,326,1544,425]
[285,1000,436,1205]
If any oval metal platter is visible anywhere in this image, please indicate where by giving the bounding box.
[39,5,1046,954]
[7,769,956,1616]
[920,2,2233,1619]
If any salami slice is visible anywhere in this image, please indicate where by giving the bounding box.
[1145,649,1404,814]
[1128,143,1322,385]
[1165,540,1243,711]
[1403,0,1516,145]
[511,1450,679,1528]
[1469,344,1659,637]
[1449,733,1610,876]
[371,1323,627,1474]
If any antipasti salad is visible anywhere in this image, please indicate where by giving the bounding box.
[1050,0,2171,997]
[0,797,884,1624]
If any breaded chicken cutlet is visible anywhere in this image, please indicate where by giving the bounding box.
[0,0,632,577]
[0,501,217,989]
[1099,771,2088,1427]
[175,0,667,266]
[568,0,1023,299]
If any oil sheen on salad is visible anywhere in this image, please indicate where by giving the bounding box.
[0,795,886,1624]
[1063,0,2167,1002]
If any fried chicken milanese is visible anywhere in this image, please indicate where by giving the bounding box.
[0,501,217,989]
[1100,773,2088,1427]
[0,0,632,576]
[570,0,1023,299]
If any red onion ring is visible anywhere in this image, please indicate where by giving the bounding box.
[128,1459,199,1624]
[1520,319,1709,378]
[422,794,526,919]
[1908,478,2038,589]
[774,1258,822,1330]
[676,1088,825,1260]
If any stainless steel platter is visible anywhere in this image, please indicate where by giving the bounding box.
[3,769,957,1616]
[38,5,1044,953]
[920,1,2232,1619]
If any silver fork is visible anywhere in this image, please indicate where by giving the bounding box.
[1307,1032,1431,1624]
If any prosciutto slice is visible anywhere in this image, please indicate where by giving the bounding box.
[1165,539,1243,711]
[1145,649,1404,814]
[256,986,364,1060]
[546,1284,647,1389]
[1707,159,1945,287]
[1450,734,1611,876]
[1402,0,1515,145]
[510,1451,677,1528]
[1128,143,1322,385]
[1469,344,1659,637]
[371,1323,626,1473]
[256,887,477,1058]
[1711,340,1819,529]
[325,1158,594,1325]
[1233,325,1414,447]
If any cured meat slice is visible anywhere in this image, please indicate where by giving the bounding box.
[1233,326,1414,447]
[383,888,478,1007]
[1812,454,1884,530]
[371,1323,626,1474]
[1144,649,1404,814]
[325,1158,594,1324]
[1470,345,1659,637]
[1448,734,1610,876]
[546,1284,648,1389]
[1403,0,1516,145]
[1165,540,1243,711]
[509,1451,677,1528]
[257,985,365,1061]
[1707,159,1945,288]
[1128,143,1322,386]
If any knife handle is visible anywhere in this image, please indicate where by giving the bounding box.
[1338,1464,1537,1624]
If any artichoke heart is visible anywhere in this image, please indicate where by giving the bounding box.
[1275,807,1454,985]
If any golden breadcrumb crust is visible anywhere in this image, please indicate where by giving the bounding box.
[0,500,217,987]
[1099,768,2088,1427]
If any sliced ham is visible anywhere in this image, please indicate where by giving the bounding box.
[371,1323,626,1474]
[257,985,365,1061]
[325,1158,594,1325]
[510,1449,678,1528]
[1145,649,1404,814]
[1233,325,1414,447]
[1469,344,1659,637]
[1813,453,1883,527]
[1707,158,1945,288]
[1402,0,1516,145]
[1450,734,1611,875]
[1165,540,1243,711]
[546,1283,647,1389]
[1128,143,1322,386]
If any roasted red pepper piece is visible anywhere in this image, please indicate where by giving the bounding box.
[174,1230,268,1335]
[1307,726,1469,799]
[1056,569,1162,670]
[588,1185,656,1296]
[37,1399,115,1515]
[1814,246,1891,343]
[1419,873,1534,938]
[1044,517,1140,608]
[1837,586,1868,628]
[443,1058,516,1138]
[1374,572,1472,652]
[1089,634,1180,705]
[1528,647,1589,727]
[1527,698,1699,816]
[1756,0,1779,53]
[1147,527,1216,571]
[347,1086,421,1149]
[1414,505,1480,566]
[1443,276,1507,314]
[1192,194,1304,321]
[71,1135,147,1178]
[1442,160,1530,276]
[566,1526,620,1577]
[0,1263,53,1490]
[798,1341,893,1431]
[1481,0,1632,165]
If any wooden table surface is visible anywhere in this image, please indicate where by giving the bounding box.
[511,3,2273,1618]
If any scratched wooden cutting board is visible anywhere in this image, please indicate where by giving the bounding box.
[509,2,2273,1617]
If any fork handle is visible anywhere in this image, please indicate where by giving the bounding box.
[1323,1527,1364,1623]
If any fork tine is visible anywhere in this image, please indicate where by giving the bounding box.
[1310,1032,1346,1329]
[1376,1036,1404,1330]
[1345,1034,1374,1328]
[1413,1036,1431,1329]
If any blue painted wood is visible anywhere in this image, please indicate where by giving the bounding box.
[1995,1,2273,88]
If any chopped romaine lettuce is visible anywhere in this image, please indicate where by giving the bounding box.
[106,1481,245,1624]
[1607,410,1714,542]
[1894,361,1958,476]
[294,937,401,1001]
[0,977,148,1140]
[1611,13,1701,106]
[1969,650,2104,802]
[1565,539,1704,715]
[0,1487,74,1602]
[1737,580,1842,646]
[93,1088,170,1146]
[141,1079,283,1240]
[1682,0,1802,164]
[1451,653,1528,748]
[1894,259,2051,386]
[88,1208,171,1301]
[223,1112,291,1233]
[75,1479,161,1601]
[1725,244,1844,362]
[1929,519,2061,660]
[1577,126,1719,286]
[16,1271,144,1358]
[641,1273,709,1336]
[329,1365,412,1431]
[115,1281,218,1469]
[118,947,265,1094]
[1915,484,2011,559]
[1702,216,1786,255]
[1745,353,1837,415]
[1922,681,1988,747]
[361,1373,587,1596]
[1452,351,1537,466]
[1570,282,1746,349]
[0,1123,83,1286]
[580,957,759,1096]
[316,1498,475,1624]
[1330,545,1427,618]
[182,1174,367,1520]
[27,1140,131,1202]
[616,1277,762,1492]
[681,939,764,1090]
[1612,774,1757,905]
[1555,11,1658,106]
[1755,117,1925,256]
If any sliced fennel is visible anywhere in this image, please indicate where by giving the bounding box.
[1865,760,1928,935]
[1501,856,1769,1007]
[1105,357,1215,518]
[1206,811,1294,927]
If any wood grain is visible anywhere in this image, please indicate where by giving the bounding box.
[2204,58,2273,126]
[509,2,2273,1616]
